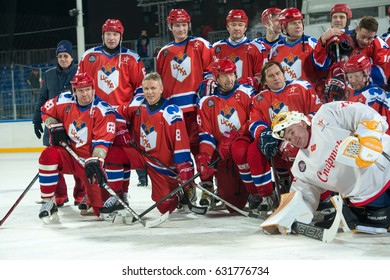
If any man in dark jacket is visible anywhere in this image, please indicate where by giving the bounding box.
[32,40,85,207]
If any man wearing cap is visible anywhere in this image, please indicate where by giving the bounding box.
[32,40,85,207]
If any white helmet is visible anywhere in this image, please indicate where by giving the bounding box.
[271,111,310,140]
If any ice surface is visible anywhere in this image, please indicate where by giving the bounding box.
[0,152,389,279]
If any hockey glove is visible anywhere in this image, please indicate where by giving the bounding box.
[176,161,194,184]
[113,128,133,146]
[197,79,217,98]
[258,128,279,160]
[48,123,70,146]
[324,76,346,101]
[33,122,44,139]
[195,153,215,180]
[217,130,240,160]
[237,76,259,91]
[85,157,107,187]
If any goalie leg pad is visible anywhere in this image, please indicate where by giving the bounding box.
[260,191,313,235]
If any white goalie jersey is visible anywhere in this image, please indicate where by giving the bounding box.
[290,101,390,211]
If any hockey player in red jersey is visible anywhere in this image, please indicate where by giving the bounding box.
[37,73,117,224]
[269,7,330,86]
[103,72,194,215]
[196,58,256,210]
[257,8,283,55]
[77,19,145,107]
[342,54,390,135]
[246,61,322,209]
[213,10,254,81]
[261,102,390,235]
[157,8,214,200]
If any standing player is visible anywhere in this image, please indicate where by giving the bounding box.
[103,72,194,215]
[261,102,390,234]
[77,18,147,201]
[156,8,214,200]
[246,61,322,209]
[196,58,256,209]
[269,7,330,86]
[37,73,116,223]
[258,7,283,55]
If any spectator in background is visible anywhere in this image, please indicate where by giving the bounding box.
[32,40,85,207]
[137,30,150,58]
[27,68,40,94]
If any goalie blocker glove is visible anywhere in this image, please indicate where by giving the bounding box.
[85,157,107,187]
[258,127,279,159]
[48,123,70,146]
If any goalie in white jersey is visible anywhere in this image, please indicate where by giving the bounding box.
[260,101,390,234]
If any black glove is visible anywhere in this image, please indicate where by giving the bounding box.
[258,128,279,159]
[48,123,70,146]
[33,122,43,139]
[325,76,346,101]
[85,157,107,187]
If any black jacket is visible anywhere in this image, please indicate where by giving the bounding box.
[33,62,77,124]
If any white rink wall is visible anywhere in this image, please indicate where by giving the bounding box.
[0,121,43,151]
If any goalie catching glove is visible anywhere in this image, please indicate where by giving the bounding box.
[85,157,107,187]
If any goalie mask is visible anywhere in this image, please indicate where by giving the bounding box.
[271,111,310,140]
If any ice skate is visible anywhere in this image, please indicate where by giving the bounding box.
[39,198,59,224]
[247,193,262,210]
[99,196,126,220]
[199,182,213,206]
[55,196,69,207]
[78,195,94,216]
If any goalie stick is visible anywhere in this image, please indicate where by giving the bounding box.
[0,173,39,227]
[132,157,220,223]
[128,140,208,215]
[291,195,344,242]
[60,142,168,228]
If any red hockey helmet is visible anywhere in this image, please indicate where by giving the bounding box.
[211,58,236,79]
[71,73,94,91]
[226,9,248,26]
[167,9,191,25]
[343,54,371,76]
[261,7,282,26]
[102,19,124,36]
[279,7,303,30]
[326,32,354,60]
[330,4,352,20]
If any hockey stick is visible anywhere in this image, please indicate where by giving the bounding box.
[128,140,208,215]
[60,142,168,228]
[270,157,281,208]
[291,195,343,242]
[0,173,39,227]
[194,183,268,220]
[132,157,220,223]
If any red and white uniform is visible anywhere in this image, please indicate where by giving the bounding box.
[198,83,256,209]
[39,92,116,210]
[212,37,254,80]
[78,46,145,106]
[105,96,192,214]
[156,36,213,112]
[247,80,323,197]
[269,35,330,86]
[290,101,390,210]
[246,38,267,80]
[344,82,390,134]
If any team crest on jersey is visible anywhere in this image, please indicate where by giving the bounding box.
[69,120,88,148]
[88,55,96,63]
[281,53,301,80]
[256,94,264,102]
[207,99,214,107]
[170,52,191,82]
[140,122,157,151]
[215,46,221,54]
[65,105,71,114]
[218,105,241,132]
[98,63,119,94]
[298,160,306,172]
